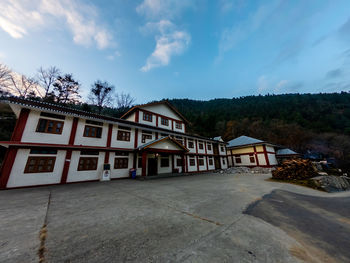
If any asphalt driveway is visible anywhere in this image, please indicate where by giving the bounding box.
[0,173,349,263]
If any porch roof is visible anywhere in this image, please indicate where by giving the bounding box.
[138,136,189,152]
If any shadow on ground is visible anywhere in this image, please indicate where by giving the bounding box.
[244,189,350,263]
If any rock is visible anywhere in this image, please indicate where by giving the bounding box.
[311,176,350,192]
[214,166,274,175]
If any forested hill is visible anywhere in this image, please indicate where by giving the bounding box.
[168,93,350,165]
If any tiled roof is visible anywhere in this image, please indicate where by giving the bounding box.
[276,148,298,155]
[227,135,264,148]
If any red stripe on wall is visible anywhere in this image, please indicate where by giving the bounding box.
[104,123,113,164]
[0,108,30,189]
[134,128,138,148]
[263,145,270,166]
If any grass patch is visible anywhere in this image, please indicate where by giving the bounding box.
[267,177,326,192]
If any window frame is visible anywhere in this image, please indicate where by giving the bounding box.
[83,125,102,138]
[249,154,255,163]
[198,142,204,150]
[36,118,64,134]
[189,157,196,166]
[161,118,169,126]
[117,130,131,141]
[188,140,194,149]
[160,155,170,167]
[24,156,56,173]
[143,112,152,122]
[142,134,152,143]
[207,144,212,151]
[114,158,129,169]
[208,158,213,166]
[175,121,182,129]
[78,157,98,171]
[176,158,182,167]
[198,157,204,166]
[235,156,242,164]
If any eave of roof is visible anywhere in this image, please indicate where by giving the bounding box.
[0,97,219,143]
[138,136,189,152]
[120,100,190,124]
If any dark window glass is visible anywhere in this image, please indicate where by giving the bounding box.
[188,141,194,148]
[36,119,64,134]
[161,157,169,167]
[117,130,130,141]
[143,112,152,122]
[86,120,103,126]
[249,155,255,163]
[175,122,182,129]
[207,144,212,151]
[78,157,98,171]
[235,156,242,163]
[114,158,129,169]
[24,157,56,173]
[161,118,169,126]
[198,143,204,150]
[189,158,195,166]
[198,158,204,166]
[176,158,182,167]
[30,148,57,154]
[142,134,152,143]
[208,158,213,166]
[83,125,102,138]
[115,151,129,156]
[80,150,99,155]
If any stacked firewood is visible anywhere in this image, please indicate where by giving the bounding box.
[272,159,318,180]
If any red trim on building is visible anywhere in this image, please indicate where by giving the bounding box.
[61,117,79,184]
[196,155,199,172]
[155,132,159,139]
[134,128,138,148]
[0,108,30,189]
[141,151,147,176]
[263,145,270,166]
[253,146,260,166]
[104,124,113,164]
[204,142,209,169]
[135,110,139,123]
[171,120,174,131]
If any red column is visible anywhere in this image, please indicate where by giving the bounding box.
[231,150,234,167]
[171,154,174,173]
[60,117,79,184]
[134,128,138,148]
[104,124,113,164]
[135,110,139,123]
[204,142,209,171]
[141,151,147,176]
[181,154,186,173]
[0,108,30,189]
[254,146,260,166]
[263,145,270,167]
[196,156,199,172]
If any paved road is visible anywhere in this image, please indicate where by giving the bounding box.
[0,173,349,263]
[244,189,350,263]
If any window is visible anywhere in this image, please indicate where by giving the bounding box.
[24,157,56,173]
[161,133,168,137]
[176,158,182,167]
[198,157,204,166]
[220,146,225,152]
[114,158,128,169]
[208,158,213,166]
[223,159,226,165]
[138,157,142,168]
[235,156,242,163]
[83,125,102,138]
[189,158,195,166]
[86,120,103,126]
[161,118,169,126]
[175,121,182,129]
[78,157,98,171]
[188,140,194,148]
[142,134,152,143]
[175,136,183,145]
[207,144,212,151]
[198,142,204,150]
[40,112,65,120]
[118,125,131,130]
[143,112,152,122]
[80,150,99,155]
[249,154,255,163]
[115,151,129,156]
[160,155,169,167]
[36,119,64,134]
[117,130,130,141]
[30,148,57,155]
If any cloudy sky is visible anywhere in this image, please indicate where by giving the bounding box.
[1,0,350,103]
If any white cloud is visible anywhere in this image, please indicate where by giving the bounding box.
[275,80,288,92]
[257,76,302,94]
[0,0,112,49]
[136,0,194,20]
[257,75,269,94]
[140,20,190,72]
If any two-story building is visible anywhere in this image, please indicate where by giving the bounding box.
[0,98,227,189]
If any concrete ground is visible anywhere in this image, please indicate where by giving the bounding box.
[0,173,349,263]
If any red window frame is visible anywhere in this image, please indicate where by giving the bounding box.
[175,121,182,129]
[117,130,130,141]
[161,118,169,126]
[143,112,152,122]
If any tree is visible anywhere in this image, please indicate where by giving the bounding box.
[89,80,114,114]
[53,74,81,104]
[0,64,12,96]
[8,74,39,98]
[36,66,60,99]
[115,92,135,109]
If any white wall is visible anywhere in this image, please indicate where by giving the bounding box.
[268,153,278,165]
[74,119,108,147]
[219,143,227,155]
[198,156,207,171]
[187,139,197,154]
[221,157,228,169]
[207,157,215,170]
[266,146,275,153]
[257,154,267,165]
[197,140,206,154]
[206,142,214,155]
[21,110,73,145]
[126,112,135,122]
[234,154,256,166]
[143,104,182,121]
[187,156,198,172]
[110,125,135,149]
[66,151,105,182]
[110,152,133,179]
[138,111,157,127]
[173,155,183,173]
[7,149,65,188]
[138,130,155,147]
[158,155,172,174]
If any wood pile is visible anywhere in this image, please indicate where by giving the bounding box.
[272,159,318,180]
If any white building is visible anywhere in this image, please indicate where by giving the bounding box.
[0,98,227,189]
[226,135,278,167]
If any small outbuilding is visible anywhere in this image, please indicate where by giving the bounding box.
[226,135,278,168]
[276,148,300,163]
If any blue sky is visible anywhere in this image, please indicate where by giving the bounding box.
[1,0,350,103]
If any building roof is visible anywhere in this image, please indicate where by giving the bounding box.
[0,97,221,143]
[276,148,299,156]
[227,135,265,148]
[138,136,188,151]
[212,136,223,142]
[120,100,190,124]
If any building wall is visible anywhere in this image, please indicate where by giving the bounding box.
[21,110,73,145]
[110,151,133,179]
[74,119,109,147]
[66,151,105,183]
[187,155,197,172]
[110,125,135,149]
[143,104,182,121]
[221,157,228,169]
[7,149,65,188]
[208,156,215,170]
[268,153,278,165]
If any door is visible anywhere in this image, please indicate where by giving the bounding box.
[214,157,221,170]
[148,158,157,176]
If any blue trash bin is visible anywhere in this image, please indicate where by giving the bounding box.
[130,168,136,179]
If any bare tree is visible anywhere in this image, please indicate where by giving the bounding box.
[115,92,135,109]
[8,74,39,98]
[53,74,81,104]
[89,80,114,113]
[36,66,60,98]
[0,64,12,96]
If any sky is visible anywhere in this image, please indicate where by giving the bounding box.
[1,0,350,103]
